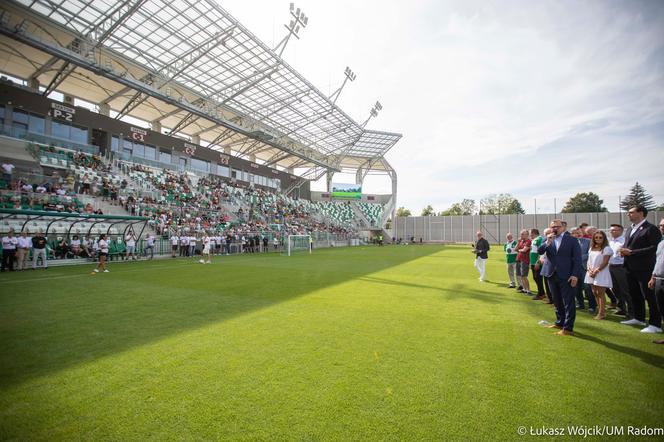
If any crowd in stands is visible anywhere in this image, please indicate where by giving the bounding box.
[472,206,664,342]
[1,163,96,213]
[1,149,389,271]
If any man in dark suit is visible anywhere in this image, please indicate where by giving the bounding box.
[538,219,583,336]
[619,206,663,333]
[473,231,490,282]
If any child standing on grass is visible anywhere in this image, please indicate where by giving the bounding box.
[584,230,613,320]
[92,234,109,274]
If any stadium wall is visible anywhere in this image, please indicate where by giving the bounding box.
[394,211,663,244]
[0,82,310,199]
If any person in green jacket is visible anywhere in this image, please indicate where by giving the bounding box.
[504,233,518,288]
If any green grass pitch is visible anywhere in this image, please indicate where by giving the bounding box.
[1,244,663,441]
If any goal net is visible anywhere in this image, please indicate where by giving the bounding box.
[286,234,312,256]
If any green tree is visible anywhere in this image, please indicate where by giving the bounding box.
[396,207,411,217]
[479,194,525,215]
[421,205,435,216]
[561,192,607,213]
[620,182,656,211]
[439,199,476,216]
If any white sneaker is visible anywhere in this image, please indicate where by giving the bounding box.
[479,278,485,282]
[199,259,205,264]
[206,261,211,264]
[103,269,109,273]
[620,319,646,326]
[94,269,99,273]
[640,325,663,334]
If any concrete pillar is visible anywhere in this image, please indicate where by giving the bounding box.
[98,102,110,116]
[191,134,200,145]
[151,121,162,133]
[63,94,75,105]
[224,146,231,155]
[326,170,334,192]
[355,168,363,185]
[249,154,256,163]
[27,77,39,91]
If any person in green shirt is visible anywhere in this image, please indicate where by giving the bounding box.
[529,228,545,299]
[504,233,518,288]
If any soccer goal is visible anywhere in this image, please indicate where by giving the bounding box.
[286,234,312,256]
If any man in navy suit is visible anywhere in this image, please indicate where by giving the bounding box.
[539,219,583,336]
[619,206,663,334]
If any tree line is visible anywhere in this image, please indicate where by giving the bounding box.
[396,182,662,217]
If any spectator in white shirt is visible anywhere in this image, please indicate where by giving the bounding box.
[1,229,18,272]
[608,224,630,318]
[200,234,211,264]
[2,162,15,187]
[16,231,31,271]
[189,235,197,257]
[144,233,155,259]
[125,231,137,260]
[208,235,216,256]
[180,235,189,257]
[649,218,664,344]
[170,234,179,258]
[70,235,82,257]
[92,234,109,273]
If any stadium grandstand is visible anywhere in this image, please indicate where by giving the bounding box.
[0,0,401,263]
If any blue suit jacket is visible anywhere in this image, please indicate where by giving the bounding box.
[538,232,583,281]
[577,237,590,267]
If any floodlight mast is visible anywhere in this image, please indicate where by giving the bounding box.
[273,3,308,57]
[329,66,356,104]
[361,101,382,128]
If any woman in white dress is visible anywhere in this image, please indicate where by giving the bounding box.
[584,230,613,320]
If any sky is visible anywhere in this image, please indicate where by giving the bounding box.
[220,0,664,213]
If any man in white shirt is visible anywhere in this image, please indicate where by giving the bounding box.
[2,162,15,187]
[16,231,31,271]
[144,233,155,259]
[170,234,179,258]
[189,235,197,257]
[608,224,631,318]
[180,235,189,257]
[1,230,18,272]
[125,232,137,260]
[649,218,664,343]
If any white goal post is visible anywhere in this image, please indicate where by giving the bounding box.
[286,234,312,256]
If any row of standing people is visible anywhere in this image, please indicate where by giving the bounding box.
[474,205,663,340]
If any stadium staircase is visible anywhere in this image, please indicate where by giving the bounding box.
[350,202,371,229]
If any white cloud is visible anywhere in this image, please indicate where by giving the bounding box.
[219,0,664,212]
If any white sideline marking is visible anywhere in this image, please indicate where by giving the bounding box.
[1,262,196,284]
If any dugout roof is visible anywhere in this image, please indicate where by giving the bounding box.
[0,0,401,176]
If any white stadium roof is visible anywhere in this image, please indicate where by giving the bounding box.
[0,0,402,182]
